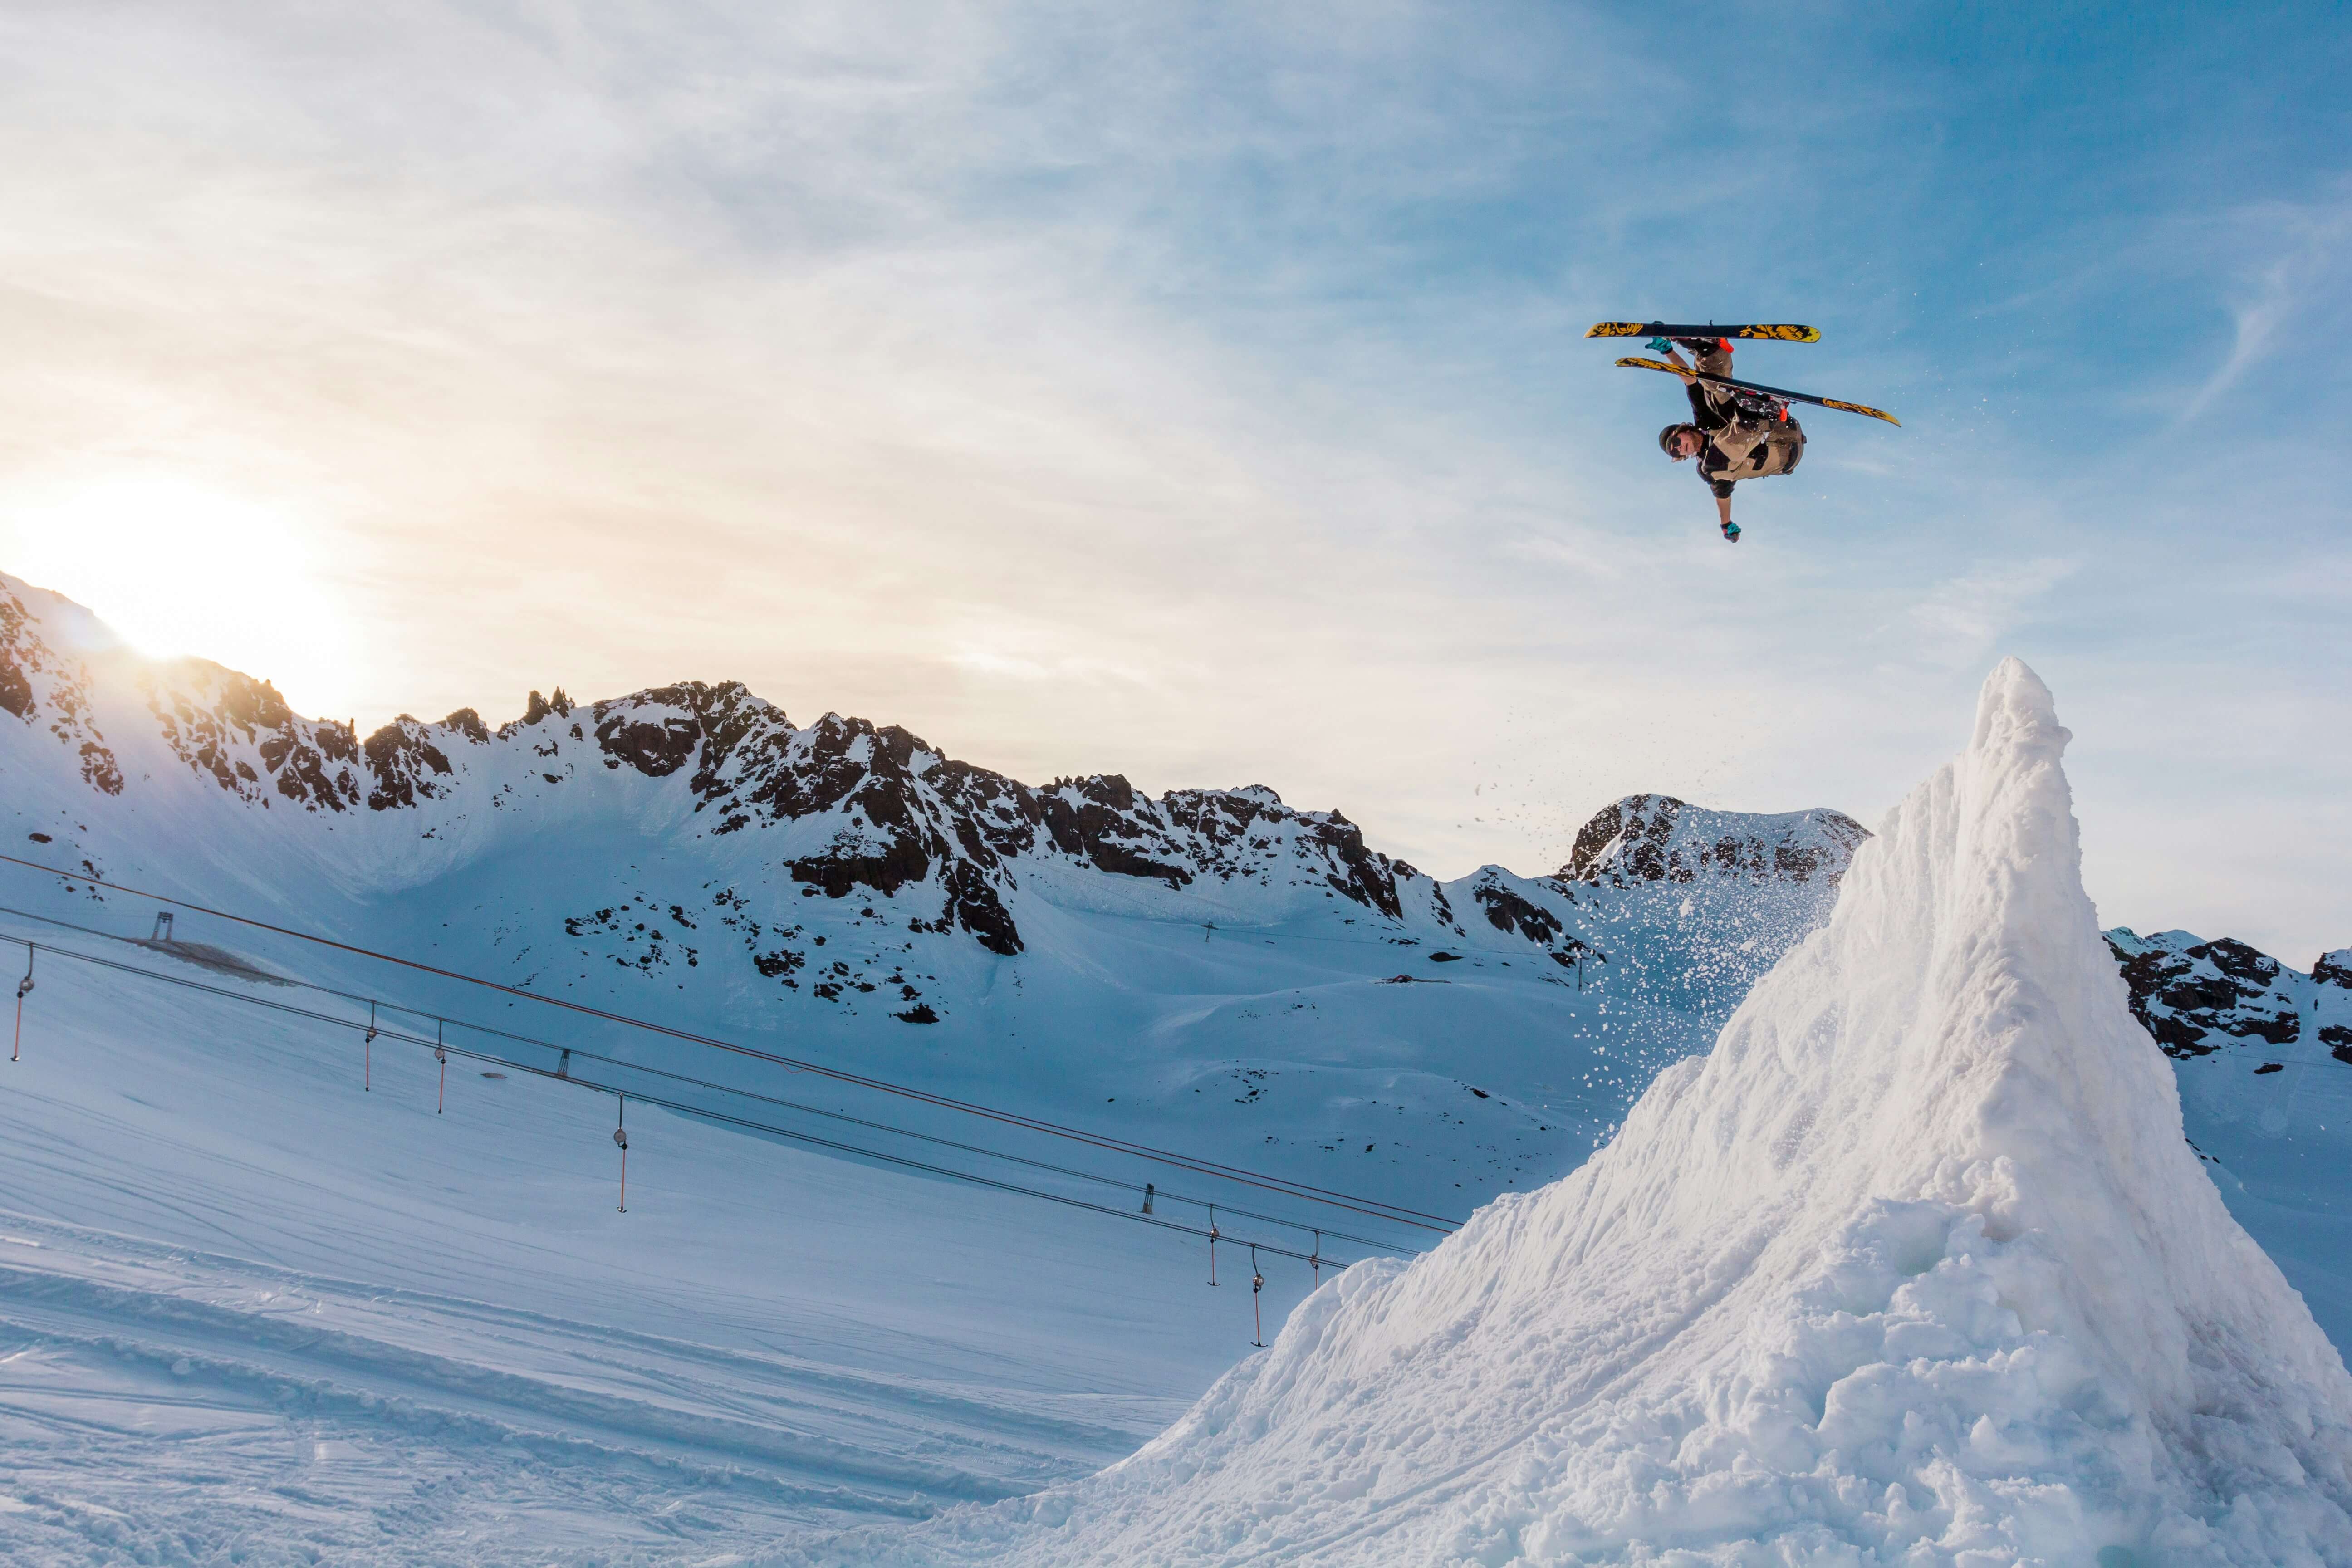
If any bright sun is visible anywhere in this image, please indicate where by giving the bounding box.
[2,476,358,719]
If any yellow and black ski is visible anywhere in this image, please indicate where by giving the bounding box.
[1615,355,1899,426]
[1586,321,1820,343]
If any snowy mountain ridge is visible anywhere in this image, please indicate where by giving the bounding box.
[0,568,1865,1011]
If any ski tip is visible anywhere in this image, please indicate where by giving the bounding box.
[1740,325,1820,343]
[1585,322,1647,338]
[1821,398,1901,426]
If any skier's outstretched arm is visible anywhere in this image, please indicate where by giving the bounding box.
[1715,491,1734,529]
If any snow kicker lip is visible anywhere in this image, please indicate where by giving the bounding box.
[1585,321,1820,343]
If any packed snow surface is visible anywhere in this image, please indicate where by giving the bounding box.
[880,660,2352,1566]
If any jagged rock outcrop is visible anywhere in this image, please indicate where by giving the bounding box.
[0,578,122,796]
[1556,790,1868,888]
[0,572,1883,972]
[2323,949,2352,1064]
[143,661,366,810]
[1459,868,1602,970]
[2106,928,2306,1058]
[568,684,1427,953]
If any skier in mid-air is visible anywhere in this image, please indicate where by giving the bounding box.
[1653,338,1803,544]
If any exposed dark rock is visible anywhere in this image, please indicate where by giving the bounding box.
[789,833,935,900]
[363,719,456,810]
[594,689,707,777]
[2106,929,2306,1059]
[1039,776,1195,888]
[79,742,124,796]
[0,584,122,793]
[1309,811,1403,919]
[942,859,1022,956]
[519,687,573,726]
[1474,881,1563,945]
[1559,793,1868,888]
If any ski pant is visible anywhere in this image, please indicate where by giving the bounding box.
[1691,343,1740,421]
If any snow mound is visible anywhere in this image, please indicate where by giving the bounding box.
[899,659,2352,1567]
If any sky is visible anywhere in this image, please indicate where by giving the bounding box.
[0,1,2346,959]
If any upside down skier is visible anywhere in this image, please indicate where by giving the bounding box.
[1654,338,1804,544]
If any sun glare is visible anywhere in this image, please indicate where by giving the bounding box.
[2,477,358,718]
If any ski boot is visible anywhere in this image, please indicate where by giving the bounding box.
[1720,519,1741,544]
[1675,336,1729,358]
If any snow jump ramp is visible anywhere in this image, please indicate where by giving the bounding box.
[871,658,2352,1568]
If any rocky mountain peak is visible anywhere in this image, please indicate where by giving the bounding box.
[2104,927,2304,1058]
[1556,790,1868,888]
[1,569,1886,992]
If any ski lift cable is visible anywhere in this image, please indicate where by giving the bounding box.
[0,856,1462,1230]
[0,903,1414,1250]
[2,911,1419,1252]
[0,929,1402,1268]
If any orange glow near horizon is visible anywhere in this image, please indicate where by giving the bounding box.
[3,477,358,718]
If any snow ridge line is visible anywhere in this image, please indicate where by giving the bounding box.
[0,851,1462,1230]
[0,1261,1074,1508]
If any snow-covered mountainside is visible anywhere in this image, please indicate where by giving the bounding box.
[2097,925,2352,1348]
[881,659,2352,1567]
[0,568,1867,1217]
[5,574,2349,1564]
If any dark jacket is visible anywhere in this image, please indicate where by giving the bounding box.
[1684,353,1804,499]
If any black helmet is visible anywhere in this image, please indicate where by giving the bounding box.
[1659,423,1697,459]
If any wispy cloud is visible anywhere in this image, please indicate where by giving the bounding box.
[1896,558,2078,671]
[2179,178,2352,419]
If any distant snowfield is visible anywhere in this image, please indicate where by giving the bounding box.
[1,573,2348,1564]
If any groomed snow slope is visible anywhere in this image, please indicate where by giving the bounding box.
[879,659,2352,1567]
